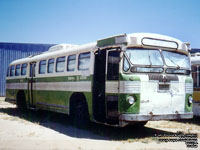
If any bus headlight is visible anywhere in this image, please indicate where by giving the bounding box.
[188,96,193,104]
[127,96,135,105]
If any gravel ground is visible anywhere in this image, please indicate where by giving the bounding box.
[0,97,199,150]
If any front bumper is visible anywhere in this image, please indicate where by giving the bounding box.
[119,112,193,122]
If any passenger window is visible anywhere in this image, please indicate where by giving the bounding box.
[56,56,65,72]
[15,64,21,76]
[107,51,120,80]
[39,60,47,74]
[10,65,15,77]
[21,63,27,75]
[78,52,90,70]
[67,55,76,71]
[48,58,55,73]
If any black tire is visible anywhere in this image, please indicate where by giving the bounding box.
[127,121,148,128]
[134,121,148,127]
[70,99,90,129]
[16,91,27,112]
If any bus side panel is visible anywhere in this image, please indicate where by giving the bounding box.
[35,90,70,114]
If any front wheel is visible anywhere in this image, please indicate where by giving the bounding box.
[70,100,90,128]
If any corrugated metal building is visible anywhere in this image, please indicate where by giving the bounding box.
[0,43,55,96]
[191,48,200,54]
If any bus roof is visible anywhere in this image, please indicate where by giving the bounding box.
[10,42,97,65]
[9,33,188,66]
[97,33,187,52]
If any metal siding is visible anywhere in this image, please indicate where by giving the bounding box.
[0,43,55,96]
[191,49,200,53]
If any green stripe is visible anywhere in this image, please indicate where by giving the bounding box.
[119,94,140,114]
[185,77,193,83]
[97,37,116,47]
[185,94,192,112]
[119,73,140,81]
[6,75,92,83]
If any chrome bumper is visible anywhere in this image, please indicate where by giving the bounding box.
[119,112,193,122]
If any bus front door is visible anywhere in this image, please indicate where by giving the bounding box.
[93,49,120,124]
[28,62,36,108]
[93,49,106,123]
[105,50,120,123]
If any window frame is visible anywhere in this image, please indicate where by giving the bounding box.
[67,54,76,72]
[56,56,66,72]
[47,58,55,73]
[107,50,120,80]
[21,63,27,76]
[10,65,15,77]
[15,64,21,76]
[78,52,91,71]
[39,60,47,74]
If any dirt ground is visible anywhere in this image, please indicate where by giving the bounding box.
[0,97,199,150]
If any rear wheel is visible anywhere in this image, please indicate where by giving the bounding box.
[16,91,27,112]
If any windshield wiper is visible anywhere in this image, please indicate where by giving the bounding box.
[148,54,152,66]
[168,58,180,69]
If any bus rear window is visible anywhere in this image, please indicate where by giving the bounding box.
[7,67,10,77]
[56,56,65,72]
[21,63,27,75]
[10,65,15,77]
[15,64,21,76]
[39,60,47,74]
[78,52,90,70]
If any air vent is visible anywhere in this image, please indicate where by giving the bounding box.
[148,74,178,82]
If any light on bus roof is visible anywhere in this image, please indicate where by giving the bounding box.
[142,38,178,49]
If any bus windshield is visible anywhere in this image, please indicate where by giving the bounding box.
[124,48,190,74]
[162,51,190,69]
[125,49,163,66]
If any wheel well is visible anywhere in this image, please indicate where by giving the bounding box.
[69,92,88,115]
[16,90,26,106]
[16,90,25,100]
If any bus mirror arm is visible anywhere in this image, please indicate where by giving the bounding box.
[94,48,101,55]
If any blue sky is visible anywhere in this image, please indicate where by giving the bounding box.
[0,0,200,48]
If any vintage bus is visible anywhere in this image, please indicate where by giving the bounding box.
[6,33,193,127]
[191,53,200,116]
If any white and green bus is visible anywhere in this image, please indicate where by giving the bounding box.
[6,33,193,127]
[191,53,200,116]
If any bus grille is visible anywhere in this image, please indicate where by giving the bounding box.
[148,74,178,82]
[185,83,193,94]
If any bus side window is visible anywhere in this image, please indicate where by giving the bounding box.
[10,65,15,77]
[21,63,27,76]
[78,52,90,70]
[48,58,55,73]
[107,51,120,80]
[7,67,10,77]
[56,56,65,72]
[192,65,198,87]
[39,60,47,74]
[15,64,21,76]
[67,54,76,71]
